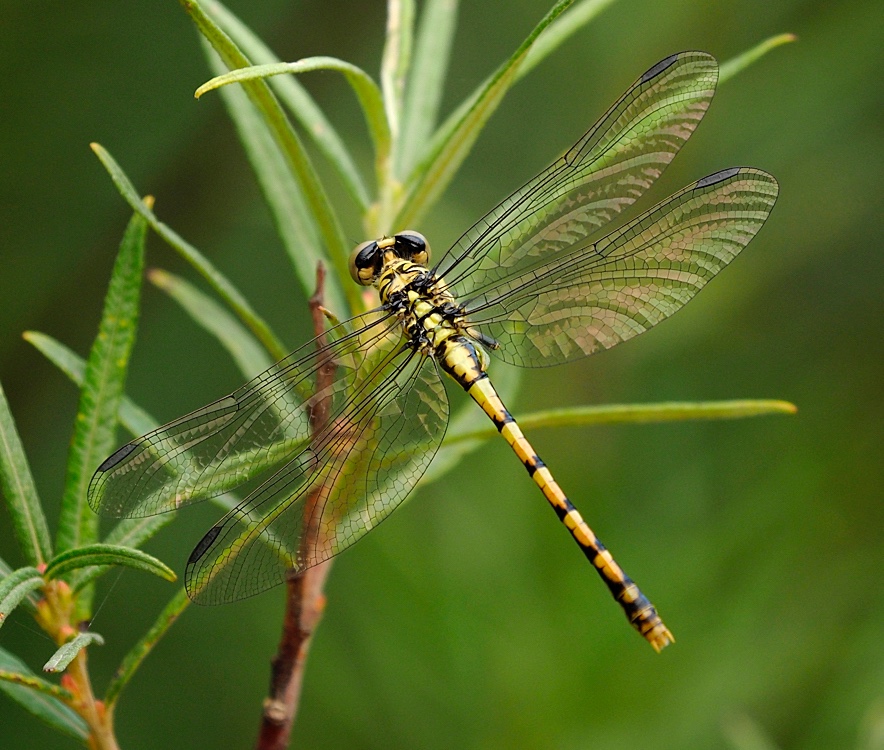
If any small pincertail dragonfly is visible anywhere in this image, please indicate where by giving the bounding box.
[90,51,778,652]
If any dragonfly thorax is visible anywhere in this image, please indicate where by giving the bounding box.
[375,255,460,351]
[373,254,489,388]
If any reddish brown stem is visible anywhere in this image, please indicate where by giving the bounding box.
[255,264,336,750]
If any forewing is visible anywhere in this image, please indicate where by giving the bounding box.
[464,168,778,366]
[436,51,719,295]
[184,351,449,605]
[87,310,400,517]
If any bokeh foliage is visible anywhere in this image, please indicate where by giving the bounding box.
[0,1,881,748]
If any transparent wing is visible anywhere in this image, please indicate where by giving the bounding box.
[463,168,778,366]
[435,51,719,296]
[88,309,401,518]
[184,351,448,605]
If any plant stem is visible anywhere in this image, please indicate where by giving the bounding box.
[68,649,119,750]
[36,581,119,748]
[255,563,332,750]
[254,265,336,750]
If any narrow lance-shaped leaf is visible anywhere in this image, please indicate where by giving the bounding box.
[205,0,371,211]
[0,380,51,565]
[719,33,797,84]
[105,587,190,707]
[0,647,87,741]
[23,332,177,584]
[443,400,799,446]
[510,12,794,102]
[90,143,289,361]
[200,41,348,317]
[196,57,391,194]
[414,0,619,189]
[519,0,620,80]
[381,0,415,139]
[180,0,359,313]
[0,567,44,627]
[56,207,147,560]
[24,332,155,439]
[0,556,35,613]
[395,0,575,229]
[149,268,274,379]
[43,632,105,674]
[44,544,176,584]
[397,0,459,177]
[0,566,43,600]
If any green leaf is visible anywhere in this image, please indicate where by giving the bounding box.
[443,400,799,446]
[56,207,147,563]
[24,331,155,437]
[0,566,42,599]
[0,380,51,565]
[0,647,87,741]
[196,57,391,187]
[205,0,371,211]
[0,567,44,627]
[26,328,174,574]
[201,40,348,319]
[149,268,274,378]
[22,332,256,584]
[381,0,415,140]
[397,0,459,176]
[180,0,358,313]
[395,0,575,229]
[44,544,176,584]
[43,632,105,674]
[69,515,176,595]
[90,143,289,361]
[0,557,28,609]
[401,0,619,188]
[105,587,190,706]
[719,33,797,84]
[519,0,620,80]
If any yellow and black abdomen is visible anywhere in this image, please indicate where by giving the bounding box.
[438,332,673,651]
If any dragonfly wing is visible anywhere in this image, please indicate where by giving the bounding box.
[437,51,719,294]
[464,168,778,366]
[88,310,400,518]
[184,351,449,605]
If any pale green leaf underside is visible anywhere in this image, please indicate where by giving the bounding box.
[43,632,105,674]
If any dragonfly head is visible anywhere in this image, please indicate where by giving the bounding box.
[349,231,431,286]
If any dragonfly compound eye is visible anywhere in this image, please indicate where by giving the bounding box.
[395,231,431,266]
[349,240,381,285]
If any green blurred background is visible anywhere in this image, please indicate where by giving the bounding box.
[1,0,881,748]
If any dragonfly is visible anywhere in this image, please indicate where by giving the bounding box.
[89,51,778,652]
